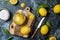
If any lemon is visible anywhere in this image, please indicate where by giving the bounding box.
[28,12,32,16]
[20,26,31,35]
[20,2,25,8]
[13,13,26,25]
[39,8,47,16]
[40,25,49,35]
[49,36,56,40]
[10,0,18,5]
[53,4,60,13]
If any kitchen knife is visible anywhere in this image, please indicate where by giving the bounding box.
[31,17,45,38]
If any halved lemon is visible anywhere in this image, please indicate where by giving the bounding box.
[10,0,18,5]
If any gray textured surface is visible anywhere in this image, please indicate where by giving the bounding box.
[0,0,60,40]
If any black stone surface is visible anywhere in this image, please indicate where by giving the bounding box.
[0,0,60,40]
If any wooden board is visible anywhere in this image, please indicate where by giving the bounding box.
[9,7,35,38]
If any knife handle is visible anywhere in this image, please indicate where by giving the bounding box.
[31,29,38,38]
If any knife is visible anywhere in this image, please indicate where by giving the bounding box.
[31,17,45,38]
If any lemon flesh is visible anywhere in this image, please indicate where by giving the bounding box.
[49,36,56,40]
[10,0,18,5]
[20,2,25,8]
[39,8,47,16]
[13,13,26,25]
[40,25,49,35]
[20,26,31,35]
[53,4,60,13]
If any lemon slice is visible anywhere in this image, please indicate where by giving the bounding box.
[10,0,18,5]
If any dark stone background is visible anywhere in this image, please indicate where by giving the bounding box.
[0,0,60,40]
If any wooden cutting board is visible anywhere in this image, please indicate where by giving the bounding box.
[9,7,35,38]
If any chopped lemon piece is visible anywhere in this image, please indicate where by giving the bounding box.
[20,26,31,35]
[20,2,25,8]
[10,0,18,5]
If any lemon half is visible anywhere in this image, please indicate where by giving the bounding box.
[10,0,18,5]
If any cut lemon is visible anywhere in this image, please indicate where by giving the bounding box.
[10,0,18,5]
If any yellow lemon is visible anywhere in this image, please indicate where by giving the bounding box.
[40,25,49,35]
[28,12,32,16]
[49,36,56,40]
[13,13,26,25]
[29,15,34,20]
[39,8,47,16]
[10,0,18,5]
[53,4,60,13]
[20,2,25,8]
[20,26,31,35]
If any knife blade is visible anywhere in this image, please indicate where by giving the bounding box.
[31,17,45,38]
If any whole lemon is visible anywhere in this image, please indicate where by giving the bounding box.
[10,0,18,5]
[13,13,26,25]
[39,8,47,16]
[49,36,56,40]
[53,4,60,13]
[20,2,25,8]
[20,26,31,35]
[40,25,49,35]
